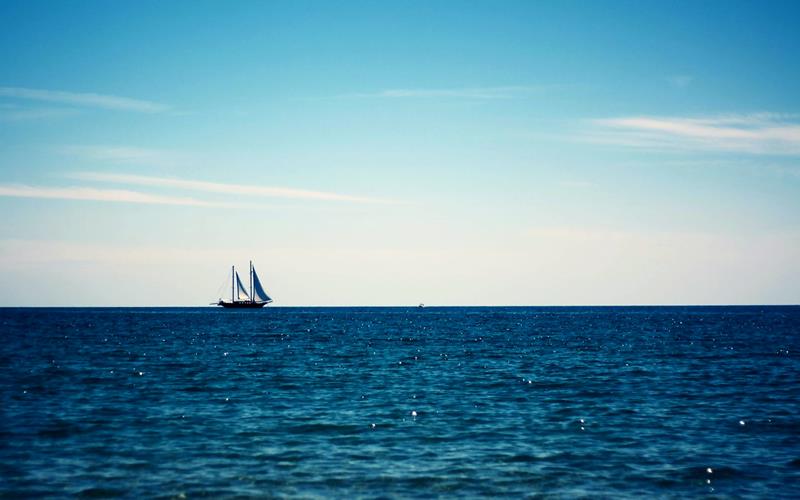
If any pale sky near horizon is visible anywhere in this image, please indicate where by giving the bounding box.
[1,0,799,306]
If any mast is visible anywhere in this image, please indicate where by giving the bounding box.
[231,265,235,303]
[250,261,254,303]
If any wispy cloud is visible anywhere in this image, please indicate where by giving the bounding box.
[71,172,392,204]
[0,184,224,207]
[666,75,693,89]
[0,86,168,113]
[0,103,80,121]
[586,113,800,155]
[346,85,549,99]
[63,145,185,167]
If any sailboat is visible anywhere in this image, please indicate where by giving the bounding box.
[216,261,273,308]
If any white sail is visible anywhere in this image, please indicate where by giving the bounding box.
[235,272,250,301]
[252,266,272,303]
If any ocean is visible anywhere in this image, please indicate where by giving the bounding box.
[1,306,799,498]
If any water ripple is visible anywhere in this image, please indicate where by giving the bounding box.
[1,306,799,498]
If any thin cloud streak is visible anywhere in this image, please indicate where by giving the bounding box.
[72,172,393,204]
[0,105,80,121]
[0,184,225,207]
[666,75,693,89]
[588,113,800,155]
[0,87,168,113]
[347,85,549,99]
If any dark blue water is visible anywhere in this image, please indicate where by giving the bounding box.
[1,307,799,498]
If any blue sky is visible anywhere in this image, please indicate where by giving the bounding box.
[1,0,798,305]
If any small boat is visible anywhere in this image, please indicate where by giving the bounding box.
[215,261,273,308]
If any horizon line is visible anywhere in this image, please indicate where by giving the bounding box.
[2,304,798,308]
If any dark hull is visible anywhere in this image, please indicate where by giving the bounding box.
[218,301,268,309]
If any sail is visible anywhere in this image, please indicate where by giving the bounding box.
[235,272,250,301]
[251,266,272,303]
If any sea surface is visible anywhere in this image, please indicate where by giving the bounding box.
[1,306,799,498]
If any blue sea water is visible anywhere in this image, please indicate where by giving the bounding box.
[1,306,799,498]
